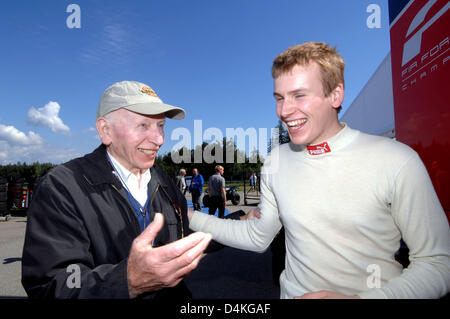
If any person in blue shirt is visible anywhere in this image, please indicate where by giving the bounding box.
[189,168,204,211]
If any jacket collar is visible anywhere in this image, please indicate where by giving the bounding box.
[81,144,169,189]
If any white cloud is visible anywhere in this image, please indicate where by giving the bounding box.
[27,101,70,134]
[83,127,96,133]
[79,7,142,67]
[83,127,100,140]
[0,139,81,165]
[81,23,129,65]
[0,124,43,145]
[0,121,82,165]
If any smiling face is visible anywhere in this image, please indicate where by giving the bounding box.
[96,108,165,175]
[273,62,344,146]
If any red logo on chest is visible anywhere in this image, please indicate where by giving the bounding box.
[307,142,331,155]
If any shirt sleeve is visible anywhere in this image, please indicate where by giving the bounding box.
[359,153,450,299]
[189,167,282,252]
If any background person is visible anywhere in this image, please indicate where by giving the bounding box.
[189,42,450,299]
[249,172,258,192]
[189,168,204,211]
[176,168,187,194]
[207,165,227,219]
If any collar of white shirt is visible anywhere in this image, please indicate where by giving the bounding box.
[107,152,151,207]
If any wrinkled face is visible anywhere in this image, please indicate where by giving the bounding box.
[273,62,343,146]
[96,108,165,174]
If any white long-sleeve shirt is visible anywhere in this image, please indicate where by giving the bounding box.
[190,124,450,298]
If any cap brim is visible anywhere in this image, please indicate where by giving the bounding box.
[124,102,186,120]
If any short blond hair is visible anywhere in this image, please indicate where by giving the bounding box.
[272,42,345,98]
[215,165,224,172]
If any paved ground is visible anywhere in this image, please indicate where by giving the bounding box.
[0,191,281,299]
[0,214,27,298]
[187,190,261,216]
[185,245,279,299]
[185,191,280,298]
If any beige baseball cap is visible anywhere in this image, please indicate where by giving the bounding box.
[97,81,186,119]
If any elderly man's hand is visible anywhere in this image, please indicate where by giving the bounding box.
[127,213,212,298]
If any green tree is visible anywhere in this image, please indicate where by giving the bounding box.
[268,120,290,153]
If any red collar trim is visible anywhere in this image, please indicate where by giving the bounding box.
[307,142,331,156]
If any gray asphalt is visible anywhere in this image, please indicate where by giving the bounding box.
[185,245,280,298]
[0,214,27,298]
[185,191,281,298]
[0,191,280,299]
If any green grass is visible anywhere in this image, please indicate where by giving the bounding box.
[203,180,247,192]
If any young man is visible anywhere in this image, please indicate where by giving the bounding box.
[208,165,227,218]
[22,81,212,298]
[189,42,450,298]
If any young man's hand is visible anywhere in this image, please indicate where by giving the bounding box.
[296,290,360,299]
[188,207,195,221]
[240,208,261,220]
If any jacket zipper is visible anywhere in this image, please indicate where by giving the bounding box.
[112,182,183,241]
[112,183,162,230]
[158,185,185,239]
[148,184,161,225]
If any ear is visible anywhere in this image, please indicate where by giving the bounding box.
[330,83,344,109]
[95,117,113,146]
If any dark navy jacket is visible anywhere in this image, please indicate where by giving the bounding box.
[21,145,192,298]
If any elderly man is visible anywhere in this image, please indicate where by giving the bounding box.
[21,81,212,298]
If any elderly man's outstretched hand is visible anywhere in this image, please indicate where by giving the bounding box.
[127,213,212,298]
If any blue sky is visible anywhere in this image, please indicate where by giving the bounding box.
[0,0,390,164]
